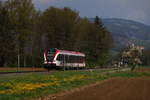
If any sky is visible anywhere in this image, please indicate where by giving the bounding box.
[33,0,150,25]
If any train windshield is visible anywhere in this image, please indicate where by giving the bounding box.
[46,48,56,62]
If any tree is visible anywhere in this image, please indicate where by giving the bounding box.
[94,16,100,26]
[121,43,143,71]
[72,16,113,67]
[93,16,113,66]
[142,50,150,66]
[40,7,80,49]
[0,1,114,68]
[6,0,36,67]
[0,1,15,66]
[94,16,105,29]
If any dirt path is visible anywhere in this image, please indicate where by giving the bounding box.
[48,77,150,100]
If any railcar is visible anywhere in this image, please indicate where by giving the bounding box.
[44,48,85,70]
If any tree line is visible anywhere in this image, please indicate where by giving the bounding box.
[0,0,113,67]
[142,50,150,66]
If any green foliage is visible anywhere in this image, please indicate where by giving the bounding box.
[0,68,150,99]
[109,71,150,77]
[0,1,16,66]
[142,50,150,65]
[0,1,113,67]
[94,16,100,25]
[0,69,110,100]
[40,7,79,49]
[115,44,143,71]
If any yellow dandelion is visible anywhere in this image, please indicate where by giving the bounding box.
[63,75,89,82]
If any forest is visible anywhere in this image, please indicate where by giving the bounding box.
[2,0,150,68]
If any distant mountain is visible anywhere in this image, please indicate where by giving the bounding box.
[90,18,150,51]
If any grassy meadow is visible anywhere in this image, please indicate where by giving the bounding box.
[0,68,150,100]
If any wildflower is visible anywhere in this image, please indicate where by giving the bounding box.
[63,75,89,82]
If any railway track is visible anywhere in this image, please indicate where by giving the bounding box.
[0,68,100,75]
[0,67,130,75]
[0,70,50,75]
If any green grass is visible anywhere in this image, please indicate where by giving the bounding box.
[0,70,18,73]
[108,71,150,78]
[0,68,150,100]
[140,66,150,68]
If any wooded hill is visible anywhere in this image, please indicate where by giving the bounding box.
[0,0,113,67]
[103,18,150,50]
[89,18,150,51]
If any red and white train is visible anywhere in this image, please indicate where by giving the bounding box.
[44,48,85,70]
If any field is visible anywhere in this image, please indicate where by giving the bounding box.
[53,77,150,100]
[0,67,150,100]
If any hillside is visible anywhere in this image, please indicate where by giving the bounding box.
[89,18,150,51]
[102,18,150,51]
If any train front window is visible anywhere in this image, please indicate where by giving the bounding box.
[47,48,56,62]
[56,54,64,61]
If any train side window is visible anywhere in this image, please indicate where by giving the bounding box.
[72,56,74,63]
[78,56,81,63]
[70,55,74,63]
[65,55,68,63]
[81,56,84,63]
[68,55,71,63]
[75,56,78,63]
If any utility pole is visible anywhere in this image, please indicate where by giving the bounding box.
[17,54,20,72]
[24,55,26,67]
[63,55,66,71]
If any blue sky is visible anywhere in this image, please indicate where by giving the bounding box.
[33,0,150,25]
